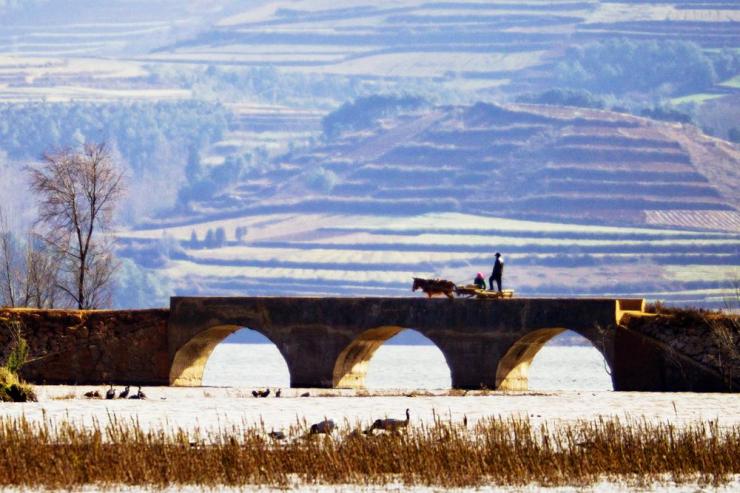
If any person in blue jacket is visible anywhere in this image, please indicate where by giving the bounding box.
[489,253,504,292]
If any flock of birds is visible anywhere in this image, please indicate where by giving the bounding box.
[251,388,313,398]
[251,388,281,398]
[246,390,412,440]
[81,386,416,442]
[269,408,412,442]
[83,385,145,400]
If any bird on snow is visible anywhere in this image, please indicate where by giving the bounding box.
[365,409,410,435]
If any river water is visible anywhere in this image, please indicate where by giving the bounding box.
[201,343,613,391]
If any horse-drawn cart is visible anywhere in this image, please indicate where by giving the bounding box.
[413,278,514,299]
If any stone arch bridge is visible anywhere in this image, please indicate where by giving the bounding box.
[6,296,722,391]
[167,296,644,390]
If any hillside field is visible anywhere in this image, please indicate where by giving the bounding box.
[119,211,739,307]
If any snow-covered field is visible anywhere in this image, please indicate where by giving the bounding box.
[4,344,739,491]
[6,345,739,435]
[13,384,740,434]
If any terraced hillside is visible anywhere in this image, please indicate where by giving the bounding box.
[0,0,220,102]
[1,0,738,150]
[1,1,738,308]
[2,1,738,103]
[0,0,225,57]
[152,0,740,96]
[122,102,739,307]
[177,102,740,228]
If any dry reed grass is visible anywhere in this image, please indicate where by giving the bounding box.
[0,415,737,489]
[49,391,77,400]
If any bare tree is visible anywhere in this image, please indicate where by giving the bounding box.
[22,232,59,308]
[0,210,20,307]
[0,209,59,308]
[28,143,125,309]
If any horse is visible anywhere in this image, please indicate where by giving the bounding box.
[412,277,456,299]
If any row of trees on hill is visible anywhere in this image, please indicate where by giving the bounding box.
[1,143,124,310]
[515,39,740,127]
[555,39,740,96]
[516,89,694,124]
[149,60,451,107]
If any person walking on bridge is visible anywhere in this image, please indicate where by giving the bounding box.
[489,252,504,292]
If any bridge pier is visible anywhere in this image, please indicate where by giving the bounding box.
[427,335,502,390]
[275,327,347,388]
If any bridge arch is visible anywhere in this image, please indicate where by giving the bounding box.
[333,326,451,388]
[495,327,614,391]
[169,324,288,386]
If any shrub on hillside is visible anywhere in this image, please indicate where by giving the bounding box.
[517,89,605,109]
[322,94,426,138]
[640,105,693,124]
[177,153,260,207]
[305,166,338,193]
[708,48,740,82]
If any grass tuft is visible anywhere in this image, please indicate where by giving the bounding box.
[0,367,36,402]
[0,319,36,402]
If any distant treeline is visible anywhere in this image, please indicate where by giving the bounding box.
[149,65,444,108]
[555,38,740,96]
[0,100,230,173]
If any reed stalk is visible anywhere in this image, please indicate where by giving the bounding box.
[0,415,737,489]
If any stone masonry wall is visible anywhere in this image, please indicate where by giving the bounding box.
[0,308,170,385]
[621,310,739,392]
